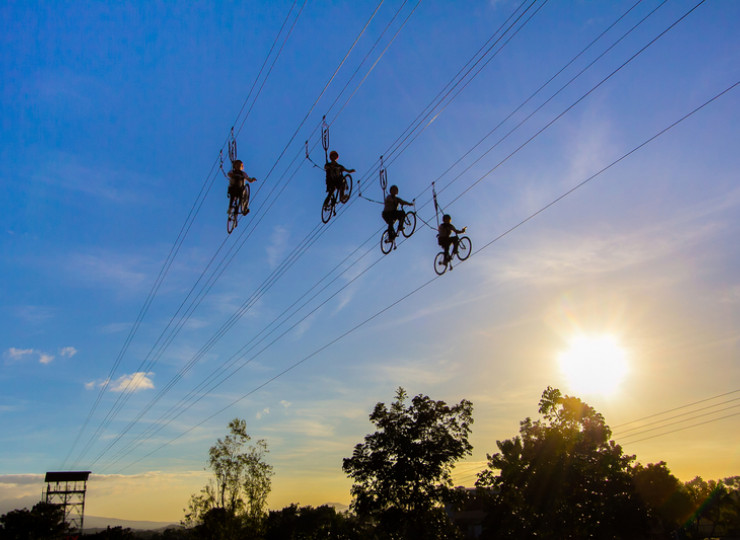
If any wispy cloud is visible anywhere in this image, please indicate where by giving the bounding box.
[255,407,270,420]
[5,348,34,361]
[266,226,290,269]
[13,305,55,324]
[29,150,156,205]
[65,251,149,292]
[38,353,54,365]
[60,346,77,358]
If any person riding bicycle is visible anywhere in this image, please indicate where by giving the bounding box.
[438,214,467,262]
[228,159,256,214]
[382,185,413,241]
[324,150,355,202]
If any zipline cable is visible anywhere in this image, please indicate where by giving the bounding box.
[112,78,740,473]
[91,1,700,468]
[67,2,307,468]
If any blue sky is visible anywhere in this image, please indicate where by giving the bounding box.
[1,0,739,522]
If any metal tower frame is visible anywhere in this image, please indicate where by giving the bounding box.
[44,471,91,533]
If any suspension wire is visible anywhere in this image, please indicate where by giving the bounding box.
[91,2,686,468]
[428,0,706,219]
[615,397,740,438]
[350,0,544,202]
[613,389,740,429]
[67,3,311,468]
[81,2,712,468]
[233,0,303,139]
[394,0,652,197]
[326,0,422,128]
[383,0,549,168]
[63,157,223,469]
[108,74,740,474]
[365,0,659,231]
[77,2,424,468]
[619,412,740,446]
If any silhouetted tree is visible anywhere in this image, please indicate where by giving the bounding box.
[0,501,69,540]
[476,387,649,539]
[183,418,273,538]
[264,504,361,539]
[342,387,473,539]
[84,525,137,539]
[632,461,694,534]
[680,475,740,539]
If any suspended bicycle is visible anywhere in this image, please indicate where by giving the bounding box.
[380,208,417,254]
[434,234,472,275]
[227,183,250,234]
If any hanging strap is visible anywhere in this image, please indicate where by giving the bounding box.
[321,116,330,162]
[379,155,388,199]
[432,182,441,228]
[228,127,237,162]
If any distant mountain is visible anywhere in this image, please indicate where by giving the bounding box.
[83,515,178,531]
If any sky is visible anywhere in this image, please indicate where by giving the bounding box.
[1,0,739,524]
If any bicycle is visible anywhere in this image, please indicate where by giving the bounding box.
[380,209,417,254]
[321,173,353,224]
[227,183,250,234]
[434,235,472,275]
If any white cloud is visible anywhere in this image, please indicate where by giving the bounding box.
[38,354,54,365]
[109,372,155,393]
[5,348,34,360]
[60,346,78,358]
[280,400,291,409]
[255,407,270,420]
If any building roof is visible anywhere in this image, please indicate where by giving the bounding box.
[44,471,91,482]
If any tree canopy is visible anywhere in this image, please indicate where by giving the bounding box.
[476,386,648,539]
[342,387,473,539]
[183,418,273,537]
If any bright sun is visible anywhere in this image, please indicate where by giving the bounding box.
[557,335,629,396]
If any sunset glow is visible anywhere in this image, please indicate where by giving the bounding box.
[558,335,629,397]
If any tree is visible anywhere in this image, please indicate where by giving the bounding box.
[476,387,649,539]
[264,504,361,539]
[342,387,473,539]
[183,418,274,538]
[0,502,69,540]
[631,461,694,534]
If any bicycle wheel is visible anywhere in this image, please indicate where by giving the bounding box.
[240,184,250,215]
[227,206,237,234]
[321,195,334,224]
[456,236,472,261]
[340,174,353,203]
[380,231,393,255]
[434,252,448,275]
[401,211,417,238]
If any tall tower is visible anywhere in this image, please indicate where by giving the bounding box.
[44,471,91,533]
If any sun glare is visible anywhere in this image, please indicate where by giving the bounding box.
[558,335,629,397]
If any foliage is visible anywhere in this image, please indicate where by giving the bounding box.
[476,386,649,539]
[0,501,69,540]
[632,461,694,532]
[84,525,137,539]
[342,387,473,539]
[680,475,740,539]
[183,418,273,538]
[264,504,361,539]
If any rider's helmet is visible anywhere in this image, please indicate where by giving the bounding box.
[389,185,399,195]
[443,214,451,223]
[329,150,339,161]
